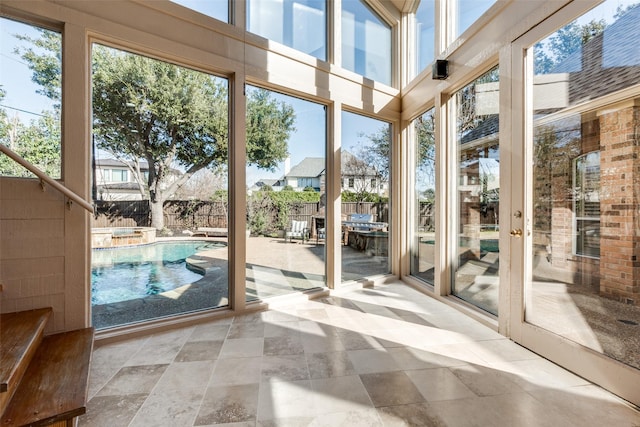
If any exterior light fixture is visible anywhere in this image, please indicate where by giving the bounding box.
[432,59,449,80]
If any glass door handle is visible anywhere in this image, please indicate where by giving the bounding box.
[509,228,523,237]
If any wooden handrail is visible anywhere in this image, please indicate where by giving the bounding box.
[0,144,94,213]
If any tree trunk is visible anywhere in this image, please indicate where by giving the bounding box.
[150,198,166,230]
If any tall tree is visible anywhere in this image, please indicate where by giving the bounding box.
[17,35,295,230]
[357,125,390,181]
[415,110,435,175]
[357,110,435,199]
[13,30,62,105]
[342,150,380,201]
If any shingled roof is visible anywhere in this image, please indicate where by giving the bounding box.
[549,6,640,105]
[286,157,325,178]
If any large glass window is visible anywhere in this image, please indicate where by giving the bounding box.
[170,0,229,23]
[574,151,600,258]
[245,87,325,300]
[0,18,61,179]
[411,108,435,284]
[456,0,495,37]
[342,0,391,85]
[415,0,435,74]
[247,0,326,61]
[111,169,128,182]
[527,0,640,371]
[341,111,391,281]
[454,66,499,315]
[90,44,229,329]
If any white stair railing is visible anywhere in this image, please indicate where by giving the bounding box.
[0,144,94,213]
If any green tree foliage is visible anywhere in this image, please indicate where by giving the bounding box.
[91,45,231,229]
[0,91,61,178]
[268,190,320,203]
[341,191,387,203]
[13,30,62,105]
[422,188,435,203]
[0,89,10,148]
[415,110,435,175]
[12,112,61,177]
[246,86,295,171]
[246,189,320,236]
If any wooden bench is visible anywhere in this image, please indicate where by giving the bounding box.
[0,309,94,427]
[195,227,228,237]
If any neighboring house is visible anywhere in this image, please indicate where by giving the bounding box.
[248,158,325,194]
[94,158,145,201]
[94,158,179,201]
[250,151,389,195]
[340,150,388,196]
[284,157,325,191]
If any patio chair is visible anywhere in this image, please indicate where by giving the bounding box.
[285,220,309,243]
[317,227,326,245]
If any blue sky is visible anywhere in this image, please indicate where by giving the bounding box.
[0,18,56,122]
[246,87,389,187]
[170,0,228,23]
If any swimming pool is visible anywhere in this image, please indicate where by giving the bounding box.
[91,240,225,305]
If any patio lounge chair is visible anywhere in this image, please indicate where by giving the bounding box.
[285,220,309,243]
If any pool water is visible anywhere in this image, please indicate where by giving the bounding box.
[91,241,225,305]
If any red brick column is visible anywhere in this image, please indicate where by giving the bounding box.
[599,104,640,305]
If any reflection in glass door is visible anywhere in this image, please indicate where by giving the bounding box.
[526,0,640,374]
[453,67,500,315]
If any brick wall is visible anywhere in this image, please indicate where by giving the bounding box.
[599,104,640,305]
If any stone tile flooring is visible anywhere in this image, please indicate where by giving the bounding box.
[80,282,640,426]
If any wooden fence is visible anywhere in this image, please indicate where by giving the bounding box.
[92,200,495,235]
[92,200,398,231]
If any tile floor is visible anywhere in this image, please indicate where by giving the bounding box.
[80,282,640,426]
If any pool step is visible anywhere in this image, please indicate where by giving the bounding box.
[0,308,94,426]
